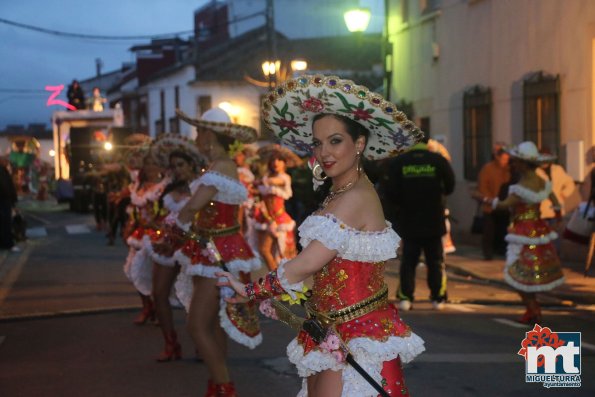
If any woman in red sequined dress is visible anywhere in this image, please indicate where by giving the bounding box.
[124,148,169,325]
[143,134,204,362]
[254,151,297,270]
[173,108,262,397]
[492,141,565,324]
[219,75,426,397]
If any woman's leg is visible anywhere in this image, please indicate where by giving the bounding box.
[187,276,230,383]
[307,370,342,397]
[257,230,278,270]
[153,263,181,360]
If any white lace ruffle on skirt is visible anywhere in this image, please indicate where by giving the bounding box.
[287,333,425,397]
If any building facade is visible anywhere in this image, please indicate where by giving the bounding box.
[387,0,595,240]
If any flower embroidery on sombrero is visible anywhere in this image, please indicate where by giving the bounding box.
[262,75,424,160]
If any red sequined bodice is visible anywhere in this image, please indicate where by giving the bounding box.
[193,200,239,230]
[310,258,385,312]
[509,202,550,238]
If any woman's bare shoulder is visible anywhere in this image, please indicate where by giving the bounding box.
[210,159,238,180]
[330,182,385,231]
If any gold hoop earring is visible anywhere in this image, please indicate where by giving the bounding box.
[312,162,328,181]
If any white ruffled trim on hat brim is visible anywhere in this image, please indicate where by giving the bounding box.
[298,214,399,262]
[218,301,262,349]
[288,332,425,397]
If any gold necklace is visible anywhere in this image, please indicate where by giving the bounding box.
[320,177,358,209]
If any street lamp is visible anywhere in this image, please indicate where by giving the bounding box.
[247,59,308,88]
[343,8,371,33]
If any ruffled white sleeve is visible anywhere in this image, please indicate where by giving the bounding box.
[298,215,400,262]
[508,181,552,204]
[193,171,248,204]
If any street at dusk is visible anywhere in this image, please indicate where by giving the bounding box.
[2,1,595,396]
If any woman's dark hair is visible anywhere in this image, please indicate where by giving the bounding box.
[267,153,286,173]
[215,134,236,152]
[311,113,370,202]
[169,150,198,172]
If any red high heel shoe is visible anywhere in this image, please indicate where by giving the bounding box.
[204,379,216,397]
[214,382,237,397]
[133,298,156,325]
[156,330,182,362]
[517,307,542,325]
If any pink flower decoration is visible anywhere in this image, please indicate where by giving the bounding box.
[352,108,373,121]
[258,299,279,320]
[331,350,346,363]
[276,118,299,130]
[301,97,325,113]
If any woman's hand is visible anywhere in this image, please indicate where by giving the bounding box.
[216,271,249,303]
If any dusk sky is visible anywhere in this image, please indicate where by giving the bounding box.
[0,0,208,129]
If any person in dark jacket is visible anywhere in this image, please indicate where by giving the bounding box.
[386,136,456,310]
[0,159,18,251]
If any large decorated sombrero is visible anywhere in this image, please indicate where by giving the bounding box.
[507,141,556,163]
[124,142,151,170]
[176,108,258,144]
[257,143,303,168]
[123,133,151,146]
[262,75,424,160]
[150,133,205,169]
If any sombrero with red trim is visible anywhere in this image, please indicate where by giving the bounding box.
[176,108,258,144]
[261,74,424,160]
[150,133,205,168]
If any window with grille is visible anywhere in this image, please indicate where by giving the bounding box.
[523,71,560,157]
[463,86,492,181]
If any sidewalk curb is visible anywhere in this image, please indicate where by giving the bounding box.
[0,305,144,323]
[446,262,595,305]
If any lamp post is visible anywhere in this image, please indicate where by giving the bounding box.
[343,8,371,33]
[343,4,391,101]
[249,59,308,88]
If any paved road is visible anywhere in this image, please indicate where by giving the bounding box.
[0,208,594,396]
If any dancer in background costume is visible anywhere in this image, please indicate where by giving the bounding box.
[491,141,565,325]
[124,145,169,325]
[254,144,301,270]
[173,108,262,397]
[219,75,426,397]
[144,133,204,362]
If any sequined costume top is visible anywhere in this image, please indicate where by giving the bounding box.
[126,178,170,250]
[504,182,565,292]
[174,171,261,278]
[254,173,294,227]
[173,171,262,349]
[143,178,199,267]
[285,214,425,397]
[253,173,297,258]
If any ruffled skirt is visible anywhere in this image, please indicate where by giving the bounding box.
[287,304,425,397]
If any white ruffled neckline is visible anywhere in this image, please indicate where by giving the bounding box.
[130,178,170,207]
[192,170,248,204]
[509,181,551,204]
[298,214,400,262]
